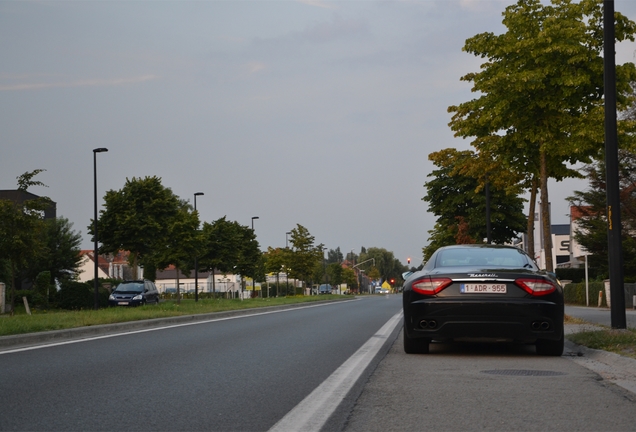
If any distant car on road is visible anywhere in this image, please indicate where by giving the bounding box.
[108,280,160,306]
[318,284,333,295]
[402,244,564,356]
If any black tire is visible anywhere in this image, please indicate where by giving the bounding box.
[536,334,564,356]
[403,325,430,354]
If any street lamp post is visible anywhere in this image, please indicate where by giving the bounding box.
[352,258,375,294]
[194,192,204,302]
[286,231,291,296]
[251,216,259,297]
[93,148,108,310]
[322,247,328,295]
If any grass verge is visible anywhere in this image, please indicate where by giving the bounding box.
[0,295,345,337]
[565,314,636,360]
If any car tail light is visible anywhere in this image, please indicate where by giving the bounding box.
[411,277,452,295]
[515,278,557,296]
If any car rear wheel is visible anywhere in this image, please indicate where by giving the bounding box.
[403,325,430,354]
[536,334,564,356]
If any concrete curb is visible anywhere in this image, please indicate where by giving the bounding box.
[564,323,636,395]
[0,298,352,351]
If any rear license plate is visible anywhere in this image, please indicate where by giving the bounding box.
[118,301,129,305]
[460,283,507,294]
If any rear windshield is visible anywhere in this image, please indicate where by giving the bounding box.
[113,282,144,293]
[436,247,533,269]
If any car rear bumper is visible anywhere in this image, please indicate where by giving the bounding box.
[404,298,563,342]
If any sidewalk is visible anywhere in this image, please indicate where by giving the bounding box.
[564,323,636,395]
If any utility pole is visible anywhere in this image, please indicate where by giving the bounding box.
[603,0,626,328]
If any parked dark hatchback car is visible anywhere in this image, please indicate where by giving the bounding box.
[402,244,564,356]
[318,284,333,295]
[108,280,160,306]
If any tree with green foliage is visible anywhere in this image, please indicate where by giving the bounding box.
[326,247,343,264]
[422,148,527,260]
[234,222,261,287]
[24,217,82,287]
[345,250,358,265]
[263,246,291,297]
[288,224,323,290]
[327,262,343,289]
[91,176,182,279]
[366,266,381,281]
[311,258,326,289]
[199,217,242,295]
[0,170,51,313]
[197,217,260,296]
[341,267,357,292]
[568,150,636,280]
[447,0,636,271]
[33,271,53,308]
[153,201,201,303]
[253,252,267,295]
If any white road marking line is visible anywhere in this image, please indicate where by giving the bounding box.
[0,299,360,355]
[269,310,403,432]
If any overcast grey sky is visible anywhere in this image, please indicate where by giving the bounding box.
[2,0,636,266]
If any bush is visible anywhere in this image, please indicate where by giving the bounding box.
[555,267,604,283]
[58,281,109,310]
[11,289,35,307]
[33,271,54,307]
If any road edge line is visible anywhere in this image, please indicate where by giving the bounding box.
[268,311,403,432]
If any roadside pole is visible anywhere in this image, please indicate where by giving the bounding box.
[603,0,627,328]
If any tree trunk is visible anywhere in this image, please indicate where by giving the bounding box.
[527,176,538,259]
[540,150,553,271]
[176,268,181,304]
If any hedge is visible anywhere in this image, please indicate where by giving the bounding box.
[563,282,607,307]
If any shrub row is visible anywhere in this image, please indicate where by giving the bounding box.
[10,280,110,310]
[563,282,607,307]
[555,268,602,283]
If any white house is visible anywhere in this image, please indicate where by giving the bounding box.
[76,251,111,282]
[77,250,143,282]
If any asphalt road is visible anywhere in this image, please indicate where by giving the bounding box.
[5,297,636,432]
[0,296,402,431]
[565,305,636,328]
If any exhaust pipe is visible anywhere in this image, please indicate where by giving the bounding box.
[531,321,551,330]
[419,320,438,329]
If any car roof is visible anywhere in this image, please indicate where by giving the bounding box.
[437,244,520,250]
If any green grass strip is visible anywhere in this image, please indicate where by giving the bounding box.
[568,328,636,360]
[0,295,345,337]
